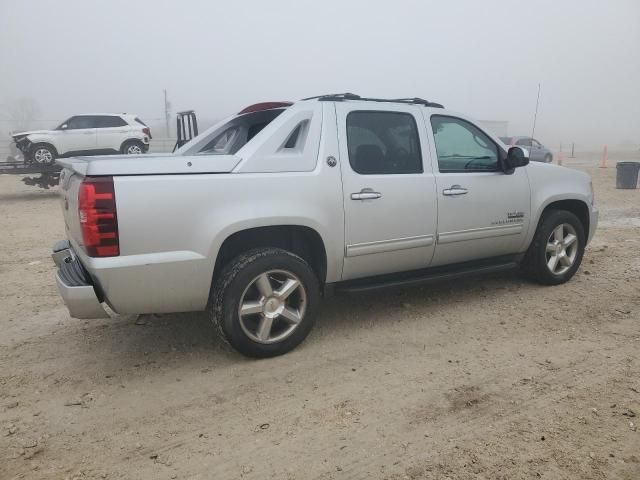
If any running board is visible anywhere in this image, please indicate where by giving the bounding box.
[335,258,520,293]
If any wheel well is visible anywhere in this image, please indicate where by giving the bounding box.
[120,139,144,151]
[542,199,589,234]
[214,225,327,284]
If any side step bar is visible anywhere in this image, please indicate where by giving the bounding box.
[335,258,520,293]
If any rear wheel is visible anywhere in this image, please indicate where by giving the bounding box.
[544,154,552,163]
[122,140,145,155]
[30,144,56,165]
[521,209,585,285]
[211,248,320,358]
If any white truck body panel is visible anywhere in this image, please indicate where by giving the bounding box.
[54,98,598,317]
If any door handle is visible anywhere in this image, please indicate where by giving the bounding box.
[443,185,468,196]
[351,188,382,200]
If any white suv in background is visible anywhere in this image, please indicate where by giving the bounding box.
[12,113,151,165]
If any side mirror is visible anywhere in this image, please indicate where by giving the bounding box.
[505,146,529,171]
[60,124,69,130]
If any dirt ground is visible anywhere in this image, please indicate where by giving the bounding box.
[1,154,639,480]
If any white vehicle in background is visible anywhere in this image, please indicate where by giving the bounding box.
[11,113,151,165]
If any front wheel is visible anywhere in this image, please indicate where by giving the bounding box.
[544,154,552,163]
[31,144,56,165]
[211,248,320,358]
[521,209,585,285]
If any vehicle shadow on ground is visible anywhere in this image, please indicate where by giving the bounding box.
[319,270,525,333]
[0,190,59,202]
[86,270,529,376]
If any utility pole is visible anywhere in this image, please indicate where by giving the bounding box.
[163,89,171,138]
[531,82,541,140]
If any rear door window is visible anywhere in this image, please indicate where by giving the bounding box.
[346,111,423,174]
[66,116,96,129]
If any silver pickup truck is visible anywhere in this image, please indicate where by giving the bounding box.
[53,93,598,357]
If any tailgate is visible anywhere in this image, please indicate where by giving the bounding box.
[59,168,85,249]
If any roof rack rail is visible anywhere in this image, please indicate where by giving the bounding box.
[302,92,361,101]
[303,93,444,108]
[390,98,444,108]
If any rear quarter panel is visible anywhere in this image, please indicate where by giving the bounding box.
[88,168,344,314]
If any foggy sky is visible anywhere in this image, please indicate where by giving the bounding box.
[1,0,638,148]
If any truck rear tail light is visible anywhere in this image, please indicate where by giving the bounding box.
[78,176,119,257]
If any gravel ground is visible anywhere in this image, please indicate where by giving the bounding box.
[1,155,639,480]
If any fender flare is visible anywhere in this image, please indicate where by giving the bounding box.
[119,138,145,152]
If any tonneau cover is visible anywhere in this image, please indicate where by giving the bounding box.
[56,153,241,176]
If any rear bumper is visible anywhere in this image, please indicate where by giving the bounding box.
[52,240,108,319]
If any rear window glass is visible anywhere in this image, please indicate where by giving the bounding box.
[182,109,285,156]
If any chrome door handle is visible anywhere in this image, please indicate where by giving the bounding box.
[351,188,382,200]
[443,185,468,196]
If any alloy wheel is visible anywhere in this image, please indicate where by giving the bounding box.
[545,223,579,275]
[238,270,307,344]
[126,144,142,154]
[33,148,53,164]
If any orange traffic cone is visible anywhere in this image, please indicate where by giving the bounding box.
[600,145,608,168]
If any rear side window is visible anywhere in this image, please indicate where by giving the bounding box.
[191,109,285,155]
[95,116,127,128]
[430,115,499,172]
[346,111,422,175]
[134,117,147,126]
[516,138,532,146]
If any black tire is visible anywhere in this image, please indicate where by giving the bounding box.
[521,209,585,285]
[544,154,552,163]
[211,248,320,358]
[121,140,145,155]
[30,143,56,165]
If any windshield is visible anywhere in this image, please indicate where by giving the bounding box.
[178,108,285,156]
